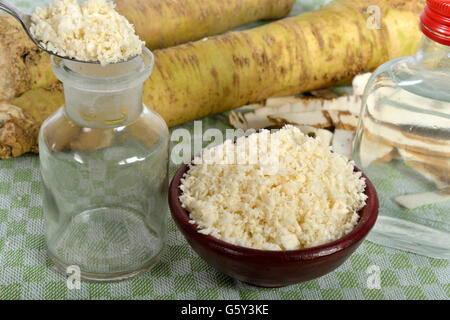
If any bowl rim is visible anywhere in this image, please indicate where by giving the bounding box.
[169,161,379,261]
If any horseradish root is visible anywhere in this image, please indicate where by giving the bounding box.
[0,0,295,100]
[0,102,39,158]
[1,0,425,157]
[146,0,425,126]
[0,15,56,101]
[115,0,296,49]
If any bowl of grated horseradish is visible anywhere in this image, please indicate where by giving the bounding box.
[169,126,379,287]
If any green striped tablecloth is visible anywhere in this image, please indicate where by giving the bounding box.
[0,0,448,300]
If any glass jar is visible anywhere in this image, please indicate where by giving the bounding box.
[352,0,450,259]
[39,47,169,281]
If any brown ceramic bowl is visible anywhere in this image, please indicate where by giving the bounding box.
[169,162,379,288]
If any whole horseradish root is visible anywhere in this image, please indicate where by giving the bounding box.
[147,0,425,125]
[2,0,425,158]
[0,0,295,101]
[0,102,39,159]
[115,0,296,49]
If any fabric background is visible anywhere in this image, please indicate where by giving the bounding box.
[0,0,448,300]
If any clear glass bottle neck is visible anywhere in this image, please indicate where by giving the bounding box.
[62,82,144,129]
[414,35,450,71]
[51,48,154,129]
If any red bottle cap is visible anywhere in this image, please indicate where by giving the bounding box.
[420,0,450,45]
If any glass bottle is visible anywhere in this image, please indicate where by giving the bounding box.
[352,0,450,259]
[39,47,169,281]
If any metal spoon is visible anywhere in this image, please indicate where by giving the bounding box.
[0,0,99,63]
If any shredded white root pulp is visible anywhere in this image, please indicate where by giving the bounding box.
[179,126,367,251]
[30,0,144,65]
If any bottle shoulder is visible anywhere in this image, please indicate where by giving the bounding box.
[359,57,450,143]
[369,55,450,102]
[40,105,169,156]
